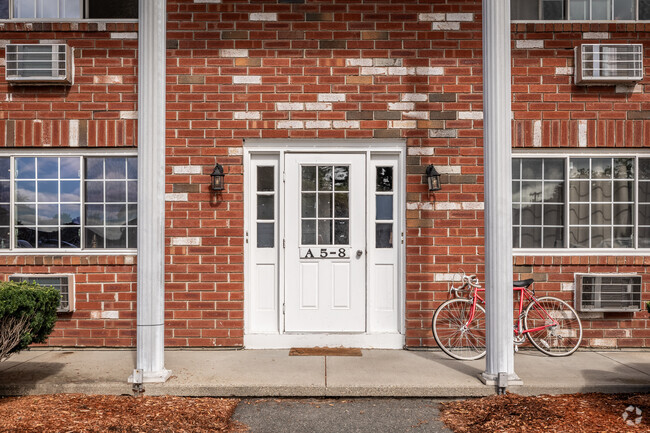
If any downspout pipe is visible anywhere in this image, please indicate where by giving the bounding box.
[129,0,170,384]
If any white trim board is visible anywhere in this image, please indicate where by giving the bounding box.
[244,333,405,349]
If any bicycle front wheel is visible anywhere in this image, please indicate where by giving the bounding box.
[524,296,582,356]
[432,298,486,360]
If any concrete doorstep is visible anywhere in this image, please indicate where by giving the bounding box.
[0,348,649,398]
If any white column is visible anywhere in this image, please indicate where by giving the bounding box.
[130,0,170,383]
[480,0,520,386]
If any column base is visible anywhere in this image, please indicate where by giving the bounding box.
[478,371,523,386]
[128,369,172,384]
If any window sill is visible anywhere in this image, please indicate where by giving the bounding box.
[514,248,650,256]
[512,20,650,23]
[0,19,137,23]
[0,249,137,256]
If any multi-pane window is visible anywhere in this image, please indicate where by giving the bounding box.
[256,166,275,248]
[300,165,349,245]
[0,155,136,251]
[514,155,650,250]
[0,0,137,19]
[375,166,394,248]
[512,0,650,20]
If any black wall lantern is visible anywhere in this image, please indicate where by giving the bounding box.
[210,162,225,191]
[426,164,441,192]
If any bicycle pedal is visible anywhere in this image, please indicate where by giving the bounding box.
[514,345,518,352]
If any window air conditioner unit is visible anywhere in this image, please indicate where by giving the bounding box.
[5,43,73,85]
[574,44,643,85]
[574,273,641,312]
[9,274,75,313]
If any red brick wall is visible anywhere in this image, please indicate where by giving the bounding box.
[0,2,648,349]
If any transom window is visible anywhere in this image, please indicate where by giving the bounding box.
[513,155,650,250]
[0,154,137,251]
[512,0,650,20]
[0,0,138,20]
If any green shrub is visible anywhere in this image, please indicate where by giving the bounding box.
[0,281,60,359]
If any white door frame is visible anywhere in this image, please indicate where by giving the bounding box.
[243,140,406,349]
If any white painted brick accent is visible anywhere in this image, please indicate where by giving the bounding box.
[39,39,65,44]
[459,111,483,120]
[402,93,428,102]
[415,67,444,76]
[110,32,137,39]
[388,102,414,111]
[583,32,609,39]
[579,120,587,148]
[318,94,346,102]
[233,75,261,84]
[389,120,417,128]
[591,338,616,347]
[69,119,79,147]
[555,67,574,75]
[435,273,463,282]
[515,40,544,49]
[387,67,408,76]
[0,58,4,67]
[277,120,304,129]
[124,256,135,265]
[346,58,373,67]
[616,83,643,94]
[430,129,457,138]
[250,13,277,21]
[120,111,138,119]
[97,22,106,32]
[578,312,604,319]
[171,237,200,246]
[305,120,332,129]
[228,147,243,156]
[374,58,402,67]
[220,49,249,58]
[561,282,575,292]
[173,166,202,175]
[276,102,304,111]
[94,75,123,84]
[333,121,360,129]
[195,0,222,2]
[533,120,542,148]
[418,13,445,21]
[403,111,428,120]
[462,202,484,210]
[447,13,473,21]
[435,202,461,210]
[406,203,419,210]
[0,40,8,49]
[360,67,388,75]
[306,103,332,111]
[415,202,434,210]
[101,311,119,319]
[432,22,460,31]
[407,147,434,156]
[234,111,261,119]
[166,193,188,202]
[436,166,461,174]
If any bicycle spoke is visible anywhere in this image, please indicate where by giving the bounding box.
[433,299,486,360]
[524,297,582,356]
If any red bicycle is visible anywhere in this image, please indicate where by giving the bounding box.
[432,272,583,360]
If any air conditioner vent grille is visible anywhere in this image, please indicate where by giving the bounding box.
[575,44,643,85]
[9,275,74,313]
[5,44,73,85]
[575,274,642,312]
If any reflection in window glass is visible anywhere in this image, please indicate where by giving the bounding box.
[256,166,275,248]
[0,0,8,19]
[375,166,394,249]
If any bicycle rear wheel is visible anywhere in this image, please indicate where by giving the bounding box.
[523,296,582,356]
[432,298,486,360]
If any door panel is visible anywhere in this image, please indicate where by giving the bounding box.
[284,153,366,332]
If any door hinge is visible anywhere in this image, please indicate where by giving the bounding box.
[282,303,285,314]
[283,238,286,248]
[282,171,286,183]
[401,231,404,245]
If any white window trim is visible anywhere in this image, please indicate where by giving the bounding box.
[513,149,650,256]
[0,148,137,255]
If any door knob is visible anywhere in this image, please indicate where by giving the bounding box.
[356,249,363,258]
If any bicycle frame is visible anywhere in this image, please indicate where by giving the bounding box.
[461,284,560,339]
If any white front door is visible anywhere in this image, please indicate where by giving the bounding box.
[284,153,366,332]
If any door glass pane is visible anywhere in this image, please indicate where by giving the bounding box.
[318,219,332,244]
[334,166,349,191]
[318,193,332,218]
[257,166,274,192]
[376,196,393,220]
[257,195,274,220]
[376,166,393,191]
[302,220,316,244]
[318,166,333,191]
[334,220,349,245]
[302,193,316,218]
[257,223,274,248]
[376,223,393,248]
[302,166,316,191]
[334,193,349,218]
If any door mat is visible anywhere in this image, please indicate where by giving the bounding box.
[289,347,363,356]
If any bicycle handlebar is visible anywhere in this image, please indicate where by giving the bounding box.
[449,272,481,297]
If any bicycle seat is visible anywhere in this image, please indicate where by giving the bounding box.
[513,279,534,288]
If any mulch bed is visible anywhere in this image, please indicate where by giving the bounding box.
[440,392,650,433]
[0,394,241,433]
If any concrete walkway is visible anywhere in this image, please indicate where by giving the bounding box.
[0,348,649,397]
